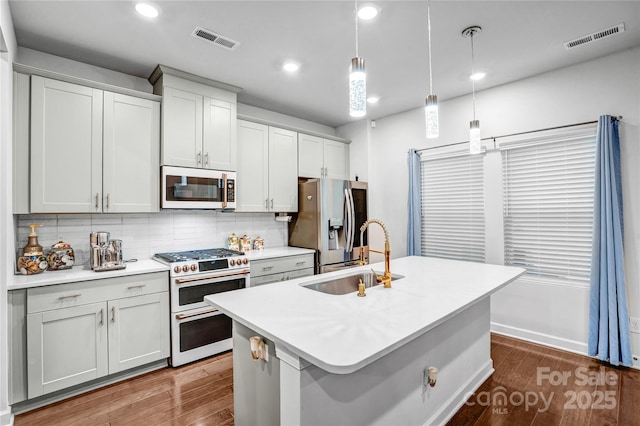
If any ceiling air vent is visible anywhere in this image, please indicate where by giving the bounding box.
[564,23,625,50]
[192,26,240,51]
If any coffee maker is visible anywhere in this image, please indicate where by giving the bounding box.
[90,231,125,271]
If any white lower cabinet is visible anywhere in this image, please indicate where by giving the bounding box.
[26,273,169,399]
[250,253,314,286]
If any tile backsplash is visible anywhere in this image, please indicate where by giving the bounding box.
[16,211,288,267]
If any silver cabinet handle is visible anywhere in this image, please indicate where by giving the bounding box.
[204,152,209,167]
[95,193,99,208]
[111,306,115,323]
[263,266,274,271]
[127,284,146,290]
[106,193,110,209]
[99,308,104,326]
[270,199,274,209]
[197,151,202,166]
[58,294,81,300]
[265,199,269,210]
[295,261,306,266]
[320,167,324,177]
[325,167,328,176]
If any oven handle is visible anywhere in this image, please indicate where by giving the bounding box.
[174,269,250,284]
[175,308,219,320]
[222,173,228,208]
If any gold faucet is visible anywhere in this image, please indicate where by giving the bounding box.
[359,219,392,288]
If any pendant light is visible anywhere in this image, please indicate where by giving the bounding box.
[349,0,366,118]
[462,26,482,154]
[424,0,438,139]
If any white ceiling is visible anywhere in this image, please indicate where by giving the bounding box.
[8,0,640,128]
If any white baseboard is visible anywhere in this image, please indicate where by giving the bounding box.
[426,359,494,426]
[491,322,640,371]
[0,408,14,426]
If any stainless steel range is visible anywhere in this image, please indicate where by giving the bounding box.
[153,248,250,367]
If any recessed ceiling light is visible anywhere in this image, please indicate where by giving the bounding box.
[358,6,378,20]
[470,72,486,81]
[283,62,299,72]
[135,3,159,18]
[367,96,380,104]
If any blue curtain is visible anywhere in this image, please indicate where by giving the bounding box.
[587,115,632,367]
[407,149,422,256]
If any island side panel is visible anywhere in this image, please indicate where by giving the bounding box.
[296,298,493,426]
[232,321,280,426]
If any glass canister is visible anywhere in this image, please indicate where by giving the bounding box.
[240,234,251,253]
[228,233,240,251]
[17,255,49,275]
[47,240,75,270]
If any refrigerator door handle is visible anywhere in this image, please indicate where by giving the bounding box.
[345,187,355,253]
[344,188,352,253]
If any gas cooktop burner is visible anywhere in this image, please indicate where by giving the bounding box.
[154,248,244,263]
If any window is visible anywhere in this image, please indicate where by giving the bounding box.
[501,126,596,285]
[420,151,485,262]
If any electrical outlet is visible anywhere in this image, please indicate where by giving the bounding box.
[630,317,640,334]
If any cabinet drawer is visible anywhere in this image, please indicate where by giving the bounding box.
[27,272,168,314]
[251,254,314,277]
[250,268,314,287]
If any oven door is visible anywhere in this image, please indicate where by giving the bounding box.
[162,165,236,209]
[171,269,250,312]
[171,307,232,367]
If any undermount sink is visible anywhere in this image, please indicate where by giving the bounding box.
[302,270,405,295]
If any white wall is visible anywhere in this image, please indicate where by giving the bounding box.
[0,0,17,424]
[342,47,640,364]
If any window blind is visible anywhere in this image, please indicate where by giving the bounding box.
[421,151,485,262]
[501,126,596,285]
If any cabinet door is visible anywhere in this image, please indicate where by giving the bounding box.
[30,76,103,213]
[236,120,269,212]
[298,133,324,178]
[103,92,160,213]
[269,127,298,212]
[203,97,237,171]
[107,293,169,374]
[162,86,202,168]
[27,303,108,398]
[323,140,349,180]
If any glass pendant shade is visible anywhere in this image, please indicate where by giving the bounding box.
[425,95,439,139]
[469,119,482,154]
[349,57,366,118]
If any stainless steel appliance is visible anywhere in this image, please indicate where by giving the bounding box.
[161,165,236,210]
[153,248,250,366]
[90,231,125,271]
[289,179,368,273]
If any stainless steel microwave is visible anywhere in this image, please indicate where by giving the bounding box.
[161,166,236,209]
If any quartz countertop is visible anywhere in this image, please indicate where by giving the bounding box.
[205,256,525,374]
[244,246,315,261]
[8,259,169,290]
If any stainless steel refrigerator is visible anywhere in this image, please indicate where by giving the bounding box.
[288,179,368,274]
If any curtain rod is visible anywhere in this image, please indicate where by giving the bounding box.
[416,116,622,153]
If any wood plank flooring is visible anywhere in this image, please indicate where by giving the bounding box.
[14,334,640,425]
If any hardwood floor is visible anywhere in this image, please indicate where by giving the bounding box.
[14,334,640,425]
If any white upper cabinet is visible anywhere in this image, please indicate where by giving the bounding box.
[30,76,160,213]
[30,76,103,213]
[236,120,298,212]
[150,66,239,172]
[103,92,160,213]
[298,133,349,180]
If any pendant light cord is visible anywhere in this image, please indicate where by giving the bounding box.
[427,0,433,94]
[470,31,476,120]
[355,0,359,57]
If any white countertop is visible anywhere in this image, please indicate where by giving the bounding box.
[244,246,315,261]
[8,259,169,290]
[206,256,525,374]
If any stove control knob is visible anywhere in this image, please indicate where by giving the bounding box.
[190,264,197,271]
[243,258,249,265]
[174,266,181,274]
[230,259,236,266]
[182,265,189,273]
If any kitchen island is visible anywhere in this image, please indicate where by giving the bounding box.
[205,256,524,425]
